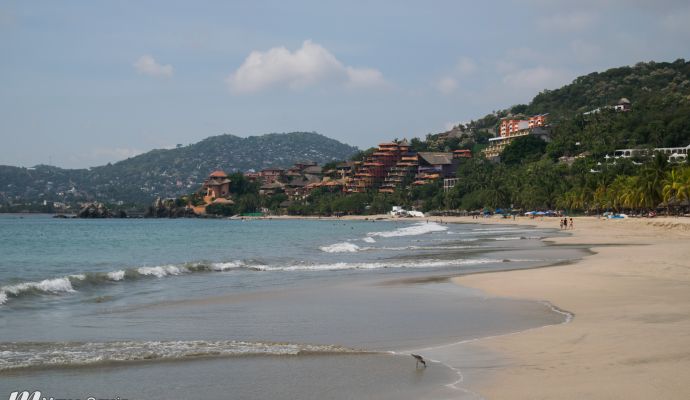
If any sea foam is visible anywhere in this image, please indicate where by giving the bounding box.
[0,255,509,307]
[209,261,246,271]
[257,258,503,272]
[320,242,362,253]
[137,265,185,278]
[2,277,75,296]
[0,340,362,371]
[107,270,126,281]
[368,222,447,238]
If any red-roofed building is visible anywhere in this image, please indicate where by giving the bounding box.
[348,140,411,193]
[202,170,231,203]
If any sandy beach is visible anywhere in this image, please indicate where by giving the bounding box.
[438,216,690,399]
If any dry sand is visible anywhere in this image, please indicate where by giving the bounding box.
[444,216,690,399]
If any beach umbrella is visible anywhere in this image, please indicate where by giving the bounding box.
[524,211,536,215]
[535,211,546,216]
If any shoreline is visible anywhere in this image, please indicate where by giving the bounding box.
[446,216,690,399]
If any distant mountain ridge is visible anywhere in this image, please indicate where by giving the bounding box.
[0,132,358,206]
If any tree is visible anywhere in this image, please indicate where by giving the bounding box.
[501,136,547,166]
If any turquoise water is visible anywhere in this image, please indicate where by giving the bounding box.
[0,215,584,399]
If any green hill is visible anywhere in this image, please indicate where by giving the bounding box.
[426,59,690,157]
[0,132,358,208]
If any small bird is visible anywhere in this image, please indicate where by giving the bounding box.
[411,353,426,368]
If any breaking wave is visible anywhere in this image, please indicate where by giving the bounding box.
[0,258,508,307]
[320,242,364,253]
[0,277,76,305]
[0,261,248,306]
[258,258,504,272]
[0,340,364,372]
[368,222,447,238]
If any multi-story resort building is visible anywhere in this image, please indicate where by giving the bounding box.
[379,145,419,193]
[346,141,470,194]
[348,141,411,193]
[484,114,549,160]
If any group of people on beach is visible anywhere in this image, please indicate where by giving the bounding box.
[560,217,574,230]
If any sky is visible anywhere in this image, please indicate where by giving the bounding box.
[1,0,689,168]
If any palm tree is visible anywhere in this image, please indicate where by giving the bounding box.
[662,168,682,213]
[661,167,690,214]
[674,168,690,207]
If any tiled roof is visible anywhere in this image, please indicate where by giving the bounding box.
[417,152,453,165]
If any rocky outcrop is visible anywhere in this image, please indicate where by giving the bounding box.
[77,202,112,218]
[146,197,197,218]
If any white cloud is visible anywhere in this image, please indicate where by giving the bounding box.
[502,66,572,91]
[133,55,174,78]
[455,57,477,75]
[537,12,596,32]
[226,40,386,93]
[435,77,458,95]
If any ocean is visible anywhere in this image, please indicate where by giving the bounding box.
[0,215,586,399]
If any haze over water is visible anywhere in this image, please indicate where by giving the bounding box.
[0,216,586,399]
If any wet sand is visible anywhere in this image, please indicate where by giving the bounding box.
[447,216,690,399]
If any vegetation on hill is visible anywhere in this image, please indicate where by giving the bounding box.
[4,59,690,216]
[267,59,690,216]
[0,132,358,210]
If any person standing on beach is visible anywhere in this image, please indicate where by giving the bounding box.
[563,218,568,229]
[569,217,574,230]
[560,219,564,230]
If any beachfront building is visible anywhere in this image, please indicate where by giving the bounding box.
[453,149,472,159]
[483,114,550,160]
[348,140,411,193]
[259,182,285,196]
[335,161,358,179]
[412,152,459,186]
[259,168,285,184]
[379,151,466,192]
[202,170,231,203]
[379,147,419,193]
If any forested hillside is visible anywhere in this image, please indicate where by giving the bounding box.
[0,132,358,209]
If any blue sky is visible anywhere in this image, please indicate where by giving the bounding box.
[1,0,689,168]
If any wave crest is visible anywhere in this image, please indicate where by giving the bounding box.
[368,222,447,238]
[0,257,510,307]
[320,242,363,253]
[0,340,363,372]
